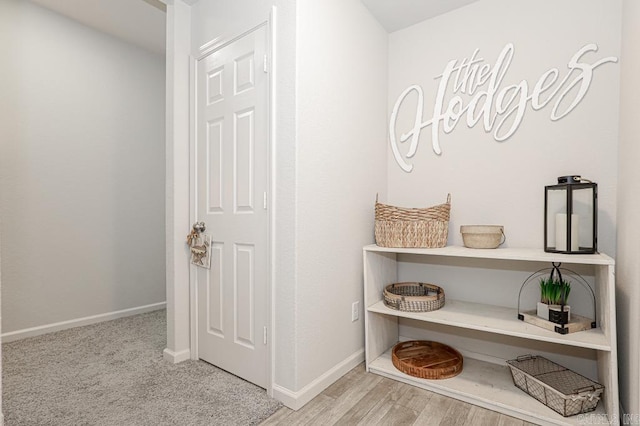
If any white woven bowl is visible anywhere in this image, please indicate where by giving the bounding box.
[460,225,505,249]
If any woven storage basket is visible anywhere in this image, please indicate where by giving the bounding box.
[392,340,463,380]
[383,282,445,312]
[506,355,604,417]
[375,194,451,248]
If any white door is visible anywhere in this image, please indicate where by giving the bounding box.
[194,25,269,388]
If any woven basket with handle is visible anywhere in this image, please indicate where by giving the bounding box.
[383,282,445,312]
[375,194,451,248]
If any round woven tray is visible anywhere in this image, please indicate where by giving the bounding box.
[392,340,463,380]
[383,282,445,312]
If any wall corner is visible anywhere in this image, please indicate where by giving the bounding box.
[165,0,193,360]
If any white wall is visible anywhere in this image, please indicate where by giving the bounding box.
[387,0,621,257]
[295,0,388,390]
[617,0,640,416]
[0,0,166,335]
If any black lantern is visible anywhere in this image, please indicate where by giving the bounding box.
[544,175,597,254]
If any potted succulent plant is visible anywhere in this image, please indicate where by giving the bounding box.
[537,277,571,325]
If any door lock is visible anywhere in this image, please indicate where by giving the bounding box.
[187,221,206,246]
[192,221,206,233]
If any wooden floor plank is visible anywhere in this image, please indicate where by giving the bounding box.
[377,403,419,426]
[262,363,545,426]
[352,382,416,425]
[463,405,502,426]
[334,377,405,425]
[497,413,526,426]
[354,401,393,425]
[305,371,383,425]
[279,394,335,425]
[396,385,434,412]
[439,398,473,426]
[323,363,366,400]
[412,393,455,425]
[259,406,293,425]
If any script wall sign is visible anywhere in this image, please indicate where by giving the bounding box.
[390,43,618,172]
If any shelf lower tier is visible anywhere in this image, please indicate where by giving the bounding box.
[367,348,607,426]
[368,299,611,351]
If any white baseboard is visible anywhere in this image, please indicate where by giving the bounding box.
[163,347,191,363]
[272,348,364,411]
[1,302,167,343]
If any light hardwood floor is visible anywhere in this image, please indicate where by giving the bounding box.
[261,364,540,426]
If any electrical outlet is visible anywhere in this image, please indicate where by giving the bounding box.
[351,301,359,322]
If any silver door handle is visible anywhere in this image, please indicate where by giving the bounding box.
[192,221,206,233]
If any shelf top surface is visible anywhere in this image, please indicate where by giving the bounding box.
[364,245,614,266]
[368,299,611,351]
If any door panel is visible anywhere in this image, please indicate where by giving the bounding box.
[206,119,224,213]
[195,25,269,388]
[234,107,254,212]
[207,244,224,337]
[234,243,254,348]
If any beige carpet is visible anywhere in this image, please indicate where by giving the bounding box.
[2,310,281,425]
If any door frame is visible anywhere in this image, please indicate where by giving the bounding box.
[188,10,276,394]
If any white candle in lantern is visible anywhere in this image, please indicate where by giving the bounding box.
[555,213,579,251]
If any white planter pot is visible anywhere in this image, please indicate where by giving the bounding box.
[537,302,550,320]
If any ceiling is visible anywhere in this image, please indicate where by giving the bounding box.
[361,0,481,32]
[27,0,480,55]
[29,0,166,54]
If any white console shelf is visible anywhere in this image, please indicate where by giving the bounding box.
[363,244,619,426]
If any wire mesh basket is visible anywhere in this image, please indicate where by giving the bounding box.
[506,355,604,417]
